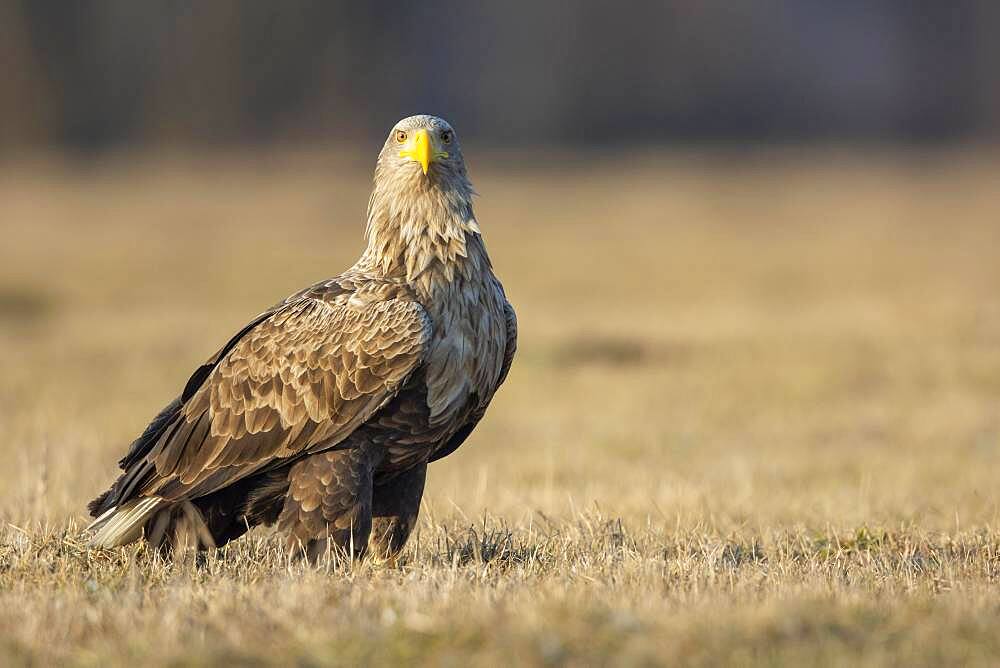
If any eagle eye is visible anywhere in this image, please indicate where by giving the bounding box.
[394,130,408,143]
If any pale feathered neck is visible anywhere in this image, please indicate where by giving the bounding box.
[357,166,491,297]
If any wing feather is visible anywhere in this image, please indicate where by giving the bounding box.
[118,291,430,505]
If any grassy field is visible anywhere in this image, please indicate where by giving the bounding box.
[1,147,999,665]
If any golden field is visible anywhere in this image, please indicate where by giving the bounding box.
[1,148,999,665]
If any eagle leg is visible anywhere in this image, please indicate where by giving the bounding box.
[369,463,426,563]
[144,500,216,555]
[278,445,381,563]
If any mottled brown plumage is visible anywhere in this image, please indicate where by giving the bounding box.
[88,115,517,560]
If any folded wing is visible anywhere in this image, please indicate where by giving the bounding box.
[89,291,431,543]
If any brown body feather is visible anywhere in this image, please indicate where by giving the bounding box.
[88,115,516,559]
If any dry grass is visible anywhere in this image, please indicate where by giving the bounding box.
[1,147,999,666]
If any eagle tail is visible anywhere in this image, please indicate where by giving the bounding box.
[87,496,168,548]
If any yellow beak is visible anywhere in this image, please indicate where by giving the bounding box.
[398,129,448,175]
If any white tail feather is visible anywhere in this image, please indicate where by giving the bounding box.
[88,497,168,548]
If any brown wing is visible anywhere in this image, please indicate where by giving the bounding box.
[495,299,518,387]
[119,293,431,505]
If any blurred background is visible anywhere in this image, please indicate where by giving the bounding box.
[1,1,998,153]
